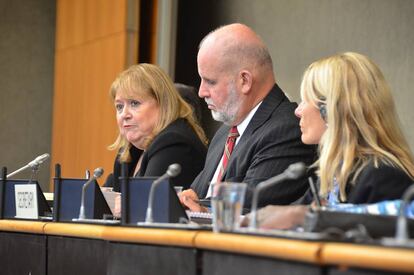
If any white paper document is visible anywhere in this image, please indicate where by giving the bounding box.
[14,184,38,219]
[100,187,120,215]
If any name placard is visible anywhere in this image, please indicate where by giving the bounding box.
[14,184,39,219]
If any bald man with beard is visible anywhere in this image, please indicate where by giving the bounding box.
[180,23,316,211]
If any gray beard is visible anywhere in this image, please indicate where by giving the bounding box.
[211,110,234,125]
[210,84,239,125]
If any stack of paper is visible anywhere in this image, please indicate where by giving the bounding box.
[100,187,121,216]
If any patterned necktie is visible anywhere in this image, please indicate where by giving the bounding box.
[217,126,240,181]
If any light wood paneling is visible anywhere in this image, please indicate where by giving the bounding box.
[150,0,159,63]
[51,0,138,186]
[55,0,127,50]
[102,226,196,247]
[321,242,414,274]
[0,220,47,234]
[194,232,322,264]
[43,222,106,239]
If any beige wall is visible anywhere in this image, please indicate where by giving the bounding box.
[0,0,55,191]
[211,0,414,149]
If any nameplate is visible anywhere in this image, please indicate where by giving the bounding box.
[14,184,39,219]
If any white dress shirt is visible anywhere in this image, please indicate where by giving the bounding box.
[205,102,262,198]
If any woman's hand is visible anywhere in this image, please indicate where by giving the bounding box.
[242,205,309,229]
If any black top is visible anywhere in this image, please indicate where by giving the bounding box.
[104,118,207,192]
[300,161,413,204]
[191,84,317,209]
[346,162,413,204]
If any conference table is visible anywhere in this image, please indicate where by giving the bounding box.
[0,219,413,275]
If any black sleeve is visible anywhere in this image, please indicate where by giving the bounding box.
[143,133,205,189]
[104,147,141,193]
[103,173,115,188]
[234,124,316,208]
[347,164,413,204]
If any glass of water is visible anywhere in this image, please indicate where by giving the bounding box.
[211,182,247,233]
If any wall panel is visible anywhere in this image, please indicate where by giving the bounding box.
[0,0,55,191]
[51,0,138,185]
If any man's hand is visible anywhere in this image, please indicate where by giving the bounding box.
[242,205,308,229]
[179,189,209,212]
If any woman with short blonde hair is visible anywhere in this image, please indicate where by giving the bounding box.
[105,63,207,192]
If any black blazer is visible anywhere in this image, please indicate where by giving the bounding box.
[104,118,207,192]
[191,84,317,209]
[346,162,413,204]
[299,162,413,205]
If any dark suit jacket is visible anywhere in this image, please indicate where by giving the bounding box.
[300,162,413,204]
[191,84,317,209]
[346,162,412,204]
[104,118,207,192]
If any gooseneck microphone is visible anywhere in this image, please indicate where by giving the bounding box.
[395,184,414,242]
[6,153,50,178]
[145,164,181,223]
[78,167,104,220]
[249,162,307,229]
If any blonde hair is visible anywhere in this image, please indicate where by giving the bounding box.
[109,63,208,162]
[300,52,414,201]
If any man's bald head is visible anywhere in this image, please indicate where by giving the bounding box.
[197,23,276,126]
[198,23,273,76]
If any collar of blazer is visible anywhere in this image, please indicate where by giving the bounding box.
[232,84,285,154]
[221,84,286,178]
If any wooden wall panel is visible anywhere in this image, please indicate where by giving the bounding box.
[56,0,127,50]
[55,0,86,49]
[51,0,138,186]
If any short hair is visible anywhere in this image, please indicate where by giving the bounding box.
[109,64,207,162]
[300,52,414,201]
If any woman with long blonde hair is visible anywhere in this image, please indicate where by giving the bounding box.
[299,52,414,204]
[248,52,414,229]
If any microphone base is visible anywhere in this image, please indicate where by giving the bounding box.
[381,237,414,249]
[235,227,340,241]
[136,221,210,230]
[72,218,120,225]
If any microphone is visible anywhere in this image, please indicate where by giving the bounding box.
[395,184,414,242]
[145,164,181,223]
[7,153,50,178]
[78,167,104,220]
[249,162,307,229]
[28,153,50,168]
